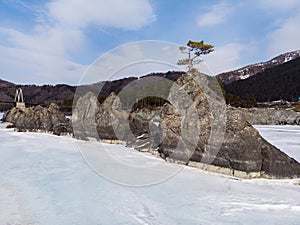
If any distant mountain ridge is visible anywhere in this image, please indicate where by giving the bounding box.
[217,50,300,84]
[0,71,183,111]
[2,49,300,112]
[0,79,75,103]
[224,56,300,103]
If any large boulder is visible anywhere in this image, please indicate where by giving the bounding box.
[96,92,130,141]
[151,73,300,178]
[2,103,71,135]
[72,92,100,141]
[216,108,300,178]
[72,92,130,141]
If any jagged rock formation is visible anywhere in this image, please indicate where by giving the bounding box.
[215,109,300,178]
[72,92,130,142]
[71,92,100,141]
[2,103,72,135]
[234,107,300,125]
[3,73,300,179]
[152,74,300,178]
[71,73,300,179]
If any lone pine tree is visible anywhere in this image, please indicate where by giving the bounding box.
[177,40,214,72]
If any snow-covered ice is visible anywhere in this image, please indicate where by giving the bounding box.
[0,120,300,224]
[255,125,300,162]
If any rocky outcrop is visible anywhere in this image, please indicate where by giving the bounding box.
[71,73,300,179]
[151,74,300,178]
[215,109,300,178]
[2,103,72,135]
[233,107,300,125]
[72,92,130,142]
[3,73,300,179]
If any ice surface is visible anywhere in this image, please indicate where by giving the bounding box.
[0,123,300,224]
[255,125,300,162]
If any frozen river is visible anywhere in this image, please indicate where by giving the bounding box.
[0,121,300,224]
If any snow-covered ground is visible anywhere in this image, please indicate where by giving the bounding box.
[0,120,300,224]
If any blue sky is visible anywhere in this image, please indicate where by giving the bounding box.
[1,0,300,84]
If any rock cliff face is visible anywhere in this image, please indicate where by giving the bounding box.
[2,103,71,135]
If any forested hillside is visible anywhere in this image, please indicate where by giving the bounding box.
[0,71,183,112]
[224,57,300,105]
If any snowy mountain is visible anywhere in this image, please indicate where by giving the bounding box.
[224,56,300,103]
[217,50,300,84]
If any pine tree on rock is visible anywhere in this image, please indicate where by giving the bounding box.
[177,40,214,72]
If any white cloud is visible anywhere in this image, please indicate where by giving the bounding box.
[0,45,85,84]
[204,43,244,75]
[0,0,155,84]
[46,0,156,30]
[197,2,233,27]
[80,41,182,84]
[267,10,300,56]
[0,26,83,57]
[0,24,85,84]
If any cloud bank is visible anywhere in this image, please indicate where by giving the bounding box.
[0,0,155,84]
